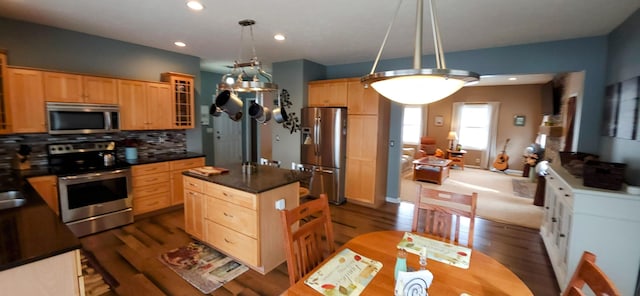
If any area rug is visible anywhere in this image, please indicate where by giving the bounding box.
[400,167,543,229]
[512,179,536,198]
[159,241,249,294]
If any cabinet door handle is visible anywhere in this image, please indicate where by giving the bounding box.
[223,212,234,218]
[551,217,557,222]
[558,187,563,190]
[559,234,566,238]
[545,206,549,209]
[564,194,570,197]
[224,238,234,244]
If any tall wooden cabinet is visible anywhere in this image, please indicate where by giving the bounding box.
[0,51,10,134]
[162,72,194,129]
[541,165,640,295]
[7,68,46,133]
[344,79,390,207]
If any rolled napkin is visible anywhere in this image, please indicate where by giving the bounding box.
[394,270,434,296]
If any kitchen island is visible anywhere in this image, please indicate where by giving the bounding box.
[182,164,305,274]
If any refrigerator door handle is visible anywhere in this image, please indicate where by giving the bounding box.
[314,168,334,174]
[314,116,321,156]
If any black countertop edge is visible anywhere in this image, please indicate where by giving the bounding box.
[123,152,205,166]
[0,177,81,272]
[182,164,310,194]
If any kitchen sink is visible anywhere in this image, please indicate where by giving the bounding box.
[0,191,27,210]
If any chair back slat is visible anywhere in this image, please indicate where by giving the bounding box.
[280,194,335,286]
[562,251,621,296]
[412,186,477,247]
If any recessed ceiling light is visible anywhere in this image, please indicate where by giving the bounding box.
[274,34,286,41]
[186,1,204,11]
[508,77,517,81]
[174,41,186,47]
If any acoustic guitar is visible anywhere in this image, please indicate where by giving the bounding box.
[493,138,510,171]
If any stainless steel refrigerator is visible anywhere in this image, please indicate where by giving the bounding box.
[300,107,347,205]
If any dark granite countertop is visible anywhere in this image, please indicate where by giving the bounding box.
[0,168,81,272]
[183,164,309,193]
[123,152,205,166]
[0,152,203,272]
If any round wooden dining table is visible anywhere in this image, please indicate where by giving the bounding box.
[283,230,533,296]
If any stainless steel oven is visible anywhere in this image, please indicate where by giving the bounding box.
[58,169,133,237]
[49,141,133,237]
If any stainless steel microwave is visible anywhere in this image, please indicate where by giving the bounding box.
[46,102,120,134]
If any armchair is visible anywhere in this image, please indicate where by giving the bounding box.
[418,136,444,158]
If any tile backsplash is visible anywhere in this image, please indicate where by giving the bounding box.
[0,130,187,169]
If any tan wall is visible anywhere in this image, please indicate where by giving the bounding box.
[424,84,548,171]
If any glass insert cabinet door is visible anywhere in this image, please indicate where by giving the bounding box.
[162,72,194,129]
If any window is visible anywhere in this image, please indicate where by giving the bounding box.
[402,106,422,144]
[458,104,490,150]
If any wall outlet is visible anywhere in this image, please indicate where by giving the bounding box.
[275,199,285,210]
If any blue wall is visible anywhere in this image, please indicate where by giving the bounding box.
[200,71,224,164]
[0,17,205,154]
[601,9,640,185]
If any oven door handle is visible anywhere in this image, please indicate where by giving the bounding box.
[58,169,130,182]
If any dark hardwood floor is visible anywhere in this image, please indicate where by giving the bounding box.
[80,200,560,296]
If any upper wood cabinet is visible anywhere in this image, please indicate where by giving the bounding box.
[44,71,118,104]
[162,72,194,129]
[308,79,349,107]
[119,80,172,130]
[0,52,10,134]
[7,68,46,133]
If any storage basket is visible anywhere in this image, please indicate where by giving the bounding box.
[558,151,598,166]
[583,160,626,190]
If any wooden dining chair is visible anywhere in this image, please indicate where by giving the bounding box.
[562,251,621,296]
[279,194,335,286]
[411,186,477,247]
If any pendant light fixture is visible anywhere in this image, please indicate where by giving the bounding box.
[217,19,278,93]
[361,0,479,105]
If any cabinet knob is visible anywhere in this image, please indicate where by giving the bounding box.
[558,187,563,190]
[545,206,549,209]
[551,217,557,222]
[564,194,570,197]
[559,234,566,238]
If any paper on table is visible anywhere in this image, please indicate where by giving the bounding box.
[304,248,383,296]
[394,270,433,296]
[397,232,472,269]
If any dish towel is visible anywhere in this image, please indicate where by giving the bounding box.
[394,270,434,296]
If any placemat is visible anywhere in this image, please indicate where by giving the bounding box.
[305,248,383,296]
[397,232,472,269]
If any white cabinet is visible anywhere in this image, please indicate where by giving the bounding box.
[541,165,640,295]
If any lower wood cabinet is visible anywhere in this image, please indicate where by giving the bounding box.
[132,157,204,215]
[182,175,299,274]
[27,175,59,216]
[170,157,205,205]
[131,162,171,215]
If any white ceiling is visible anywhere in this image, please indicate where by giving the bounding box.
[0,0,638,85]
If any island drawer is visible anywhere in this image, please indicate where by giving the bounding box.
[205,221,259,267]
[204,182,256,210]
[205,197,257,238]
[132,162,170,175]
[183,176,204,192]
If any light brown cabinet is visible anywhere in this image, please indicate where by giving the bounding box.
[131,162,171,215]
[182,176,299,274]
[7,68,46,133]
[0,51,10,134]
[27,175,59,216]
[170,157,205,205]
[44,71,117,104]
[308,78,349,107]
[343,78,390,207]
[162,72,194,129]
[118,80,172,130]
[183,176,205,240]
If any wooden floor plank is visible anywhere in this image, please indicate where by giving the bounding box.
[81,201,560,296]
